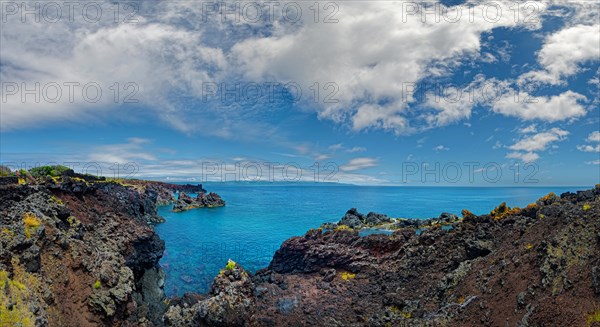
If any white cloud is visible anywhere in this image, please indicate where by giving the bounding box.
[508,128,569,152]
[519,24,600,85]
[491,90,587,122]
[519,124,537,134]
[506,152,540,163]
[231,1,549,134]
[586,160,600,165]
[577,131,600,152]
[87,138,157,163]
[577,144,600,152]
[586,131,600,143]
[433,145,449,152]
[346,147,367,153]
[339,157,378,172]
[506,128,569,163]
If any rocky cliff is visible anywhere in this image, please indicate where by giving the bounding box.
[166,186,600,326]
[0,177,170,326]
[2,174,599,326]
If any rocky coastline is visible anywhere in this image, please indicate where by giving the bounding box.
[1,168,599,326]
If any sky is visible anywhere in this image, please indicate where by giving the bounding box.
[0,0,599,186]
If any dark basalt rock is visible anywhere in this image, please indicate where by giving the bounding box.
[172,191,225,212]
[339,208,365,228]
[0,179,168,326]
[169,186,600,327]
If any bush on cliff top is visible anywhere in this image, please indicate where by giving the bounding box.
[28,165,70,178]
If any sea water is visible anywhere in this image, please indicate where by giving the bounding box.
[155,184,587,295]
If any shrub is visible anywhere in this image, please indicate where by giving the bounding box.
[0,166,12,177]
[93,280,101,289]
[583,204,591,211]
[28,165,70,178]
[23,213,41,239]
[490,202,521,220]
[225,259,236,271]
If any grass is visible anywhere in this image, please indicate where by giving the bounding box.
[0,259,38,327]
[93,280,101,289]
[23,213,41,239]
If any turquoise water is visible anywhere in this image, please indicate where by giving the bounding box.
[155,184,587,296]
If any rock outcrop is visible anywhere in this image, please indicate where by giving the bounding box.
[169,185,600,327]
[2,173,599,327]
[0,179,168,326]
[172,192,225,212]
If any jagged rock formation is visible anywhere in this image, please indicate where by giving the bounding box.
[125,180,207,206]
[0,179,168,326]
[172,192,225,212]
[166,186,600,326]
[2,172,599,326]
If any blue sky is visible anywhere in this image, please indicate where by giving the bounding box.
[1,1,599,186]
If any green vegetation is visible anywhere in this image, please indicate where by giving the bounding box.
[490,202,521,220]
[0,259,38,327]
[0,166,12,177]
[389,305,411,319]
[583,204,591,211]
[50,195,63,205]
[225,259,236,271]
[23,213,41,239]
[93,280,101,289]
[28,165,70,178]
[588,309,600,326]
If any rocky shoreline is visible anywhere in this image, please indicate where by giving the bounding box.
[1,169,599,326]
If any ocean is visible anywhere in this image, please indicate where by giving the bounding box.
[154,184,589,296]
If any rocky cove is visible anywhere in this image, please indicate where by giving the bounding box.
[1,172,599,326]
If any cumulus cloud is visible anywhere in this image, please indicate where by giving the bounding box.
[506,128,569,162]
[0,0,596,138]
[586,131,600,143]
[490,91,587,122]
[519,24,600,85]
[231,1,550,134]
[577,131,600,152]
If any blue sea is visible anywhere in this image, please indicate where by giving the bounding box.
[155,184,588,296]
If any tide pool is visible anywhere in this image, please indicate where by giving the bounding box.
[155,184,588,295]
